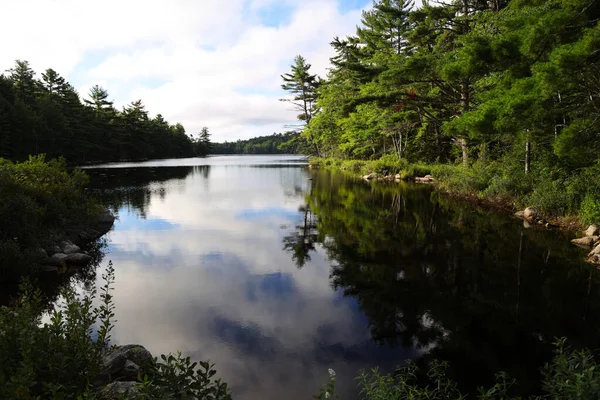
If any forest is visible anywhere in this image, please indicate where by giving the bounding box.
[281,0,600,223]
[211,132,302,154]
[0,61,211,163]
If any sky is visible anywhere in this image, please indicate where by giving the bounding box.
[1,0,420,142]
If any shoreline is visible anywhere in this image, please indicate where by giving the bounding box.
[309,159,586,237]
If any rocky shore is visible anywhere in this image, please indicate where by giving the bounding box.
[35,209,115,272]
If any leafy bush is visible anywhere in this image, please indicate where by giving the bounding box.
[0,155,102,281]
[372,154,407,175]
[525,179,572,217]
[317,338,600,400]
[0,263,231,400]
[340,159,368,173]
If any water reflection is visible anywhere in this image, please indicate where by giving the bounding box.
[86,156,412,400]
[303,170,600,396]
[84,156,600,399]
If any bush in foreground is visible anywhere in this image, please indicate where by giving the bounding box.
[0,263,231,400]
[316,338,600,400]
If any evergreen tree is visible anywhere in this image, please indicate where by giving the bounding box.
[280,55,321,154]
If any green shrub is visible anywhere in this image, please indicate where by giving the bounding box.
[340,159,368,173]
[579,194,600,225]
[0,155,103,281]
[317,339,600,400]
[372,154,407,175]
[525,179,572,217]
[0,263,231,400]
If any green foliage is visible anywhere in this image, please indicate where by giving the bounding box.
[0,155,101,282]
[296,0,600,224]
[0,263,231,400]
[137,354,231,400]
[0,263,116,399]
[0,61,200,163]
[212,132,299,155]
[371,154,406,175]
[317,339,600,400]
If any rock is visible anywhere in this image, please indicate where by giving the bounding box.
[45,244,62,256]
[65,253,92,265]
[121,360,141,380]
[524,207,539,220]
[585,224,600,237]
[40,265,59,272]
[589,244,600,257]
[101,381,140,398]
[395,174,401,180]
[32,248,48,262]
[61,241,81,255]
[571,236,596,248]
[385,175,395,181]
[46,253,68,266]
[363,173,375,180]
[523,219,532,229]
[424,175,433,179]
[589,255,600,265]
[96,209,116,226]
[415,177,434,183]
[515,211,525,219]
[102,345,153,379]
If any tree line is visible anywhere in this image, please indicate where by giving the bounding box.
[211,132,305,154]
[280,0,600,221]
[283,0,600,166]
[0,60,211,163]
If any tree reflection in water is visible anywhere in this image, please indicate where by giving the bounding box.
[288,169,600,397]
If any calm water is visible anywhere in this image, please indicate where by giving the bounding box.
[81,155,600,399]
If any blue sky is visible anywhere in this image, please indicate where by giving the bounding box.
[1,0,419,142]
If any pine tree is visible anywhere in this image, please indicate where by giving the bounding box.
[280,55,321,155]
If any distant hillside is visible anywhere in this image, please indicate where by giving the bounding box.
[211,132,306,154]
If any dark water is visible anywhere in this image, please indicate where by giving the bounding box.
[81,155,600,399]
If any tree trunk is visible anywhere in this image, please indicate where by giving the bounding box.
[525,140,530,174]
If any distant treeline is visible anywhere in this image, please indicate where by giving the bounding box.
[0,60,211,163]
[211,132,304,154]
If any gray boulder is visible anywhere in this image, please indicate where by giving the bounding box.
[46,253,68,266]
[101,381,140,398]
[45,244,62,256]
[585,225,600,237]
[62,241,81,255]
[32,248,48,262]
[363,173,375,180]
[102,345,153,380]
[65,253,92,265]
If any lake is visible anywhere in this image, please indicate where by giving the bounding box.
[81,155,600,399]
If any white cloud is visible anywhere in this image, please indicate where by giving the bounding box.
[1,0,369,141]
